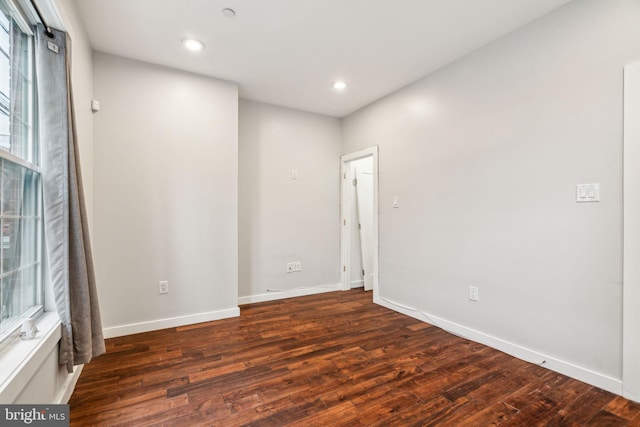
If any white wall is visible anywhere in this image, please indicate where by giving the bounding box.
[238,99,341,302]
[342,0,640,392]
[93,53,239,336]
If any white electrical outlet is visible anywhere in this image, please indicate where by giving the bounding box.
[286,262,302,273]
[469,286,479,302]
[159,281,169,294]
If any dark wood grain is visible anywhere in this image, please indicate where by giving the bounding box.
[69,289,639,426]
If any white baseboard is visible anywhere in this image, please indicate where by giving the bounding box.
[374,295,623,396]
[102,307,240,338]
[350,280,364,289]
[55,365,83,404]
[238,284,342,305]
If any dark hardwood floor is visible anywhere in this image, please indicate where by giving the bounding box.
[69,289,640,426]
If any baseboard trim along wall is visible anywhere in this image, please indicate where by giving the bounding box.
[374,295,623,396]
[238,284,342,305]
[56,365,83,404]
[350,280,364,289]
[102,307,240,338]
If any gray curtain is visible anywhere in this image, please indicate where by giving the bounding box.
[35,25,105,372]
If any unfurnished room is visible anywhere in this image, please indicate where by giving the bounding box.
[2,0,640,425]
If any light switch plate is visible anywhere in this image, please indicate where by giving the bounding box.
[576,183,600,203]
[469,286,479,302]
[159,281,169,294]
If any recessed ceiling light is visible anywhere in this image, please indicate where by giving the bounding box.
[222,8,236,18]
[182,38,205,52]
[333,81,347,90]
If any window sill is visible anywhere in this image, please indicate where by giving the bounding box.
[0,312,62,403]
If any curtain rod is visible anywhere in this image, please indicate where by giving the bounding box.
[29,0,54,38]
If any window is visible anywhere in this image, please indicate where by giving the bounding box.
[0,0,41,341]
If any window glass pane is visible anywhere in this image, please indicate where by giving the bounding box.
[0,3,31,162]
[19,218,36,264]
[24,169,38,216]
[0,6,9,157]
[2,218,19,272]
[0,6,8,32]
[2,159,23,215]
[9,28,30,161]
[0,53,8,99]
[19,266,36,313]
[0,23,8,52]
[0,276,21,334]
[0,51,9,155]
[0,111,8,151]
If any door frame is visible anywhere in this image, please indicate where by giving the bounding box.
[340,146,379,295]
[623,60,640,401]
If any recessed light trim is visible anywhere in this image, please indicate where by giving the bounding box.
[182,38,205,52]
[333,81,347,90]
[222,8,236,18]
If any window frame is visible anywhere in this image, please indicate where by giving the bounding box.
[0,0,42,344]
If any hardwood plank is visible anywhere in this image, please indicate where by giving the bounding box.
[68,289,638,426]
[545,386,616,426]
[501,396,562,426]
[607,396,640,421]
[354,392,421,425]
[294,401,359,427]
[384,394,453,426]
[585,410,629,426]
[242,399,328,427]
[460,400,521,425]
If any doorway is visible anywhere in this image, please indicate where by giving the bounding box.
[340,147,379,295]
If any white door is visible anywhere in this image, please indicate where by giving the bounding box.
[354,161,374,291]
[340,146,379,294]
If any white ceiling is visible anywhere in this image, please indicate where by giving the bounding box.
[74,0,573,118]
